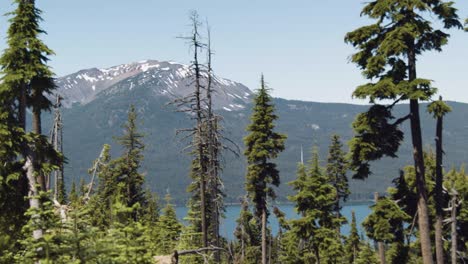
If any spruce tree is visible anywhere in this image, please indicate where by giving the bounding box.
[244,75,286,264]
[288,147,341,263]
[355,243,379,264]
[345,2,463,263]
[344,211,361,264]
[326,134,350,231]
[115,104,146,212]
[234,196,261,264]
[15,192,63,264]
[362,196,411,264]
[0,0,60,247]
[157,194,182,255]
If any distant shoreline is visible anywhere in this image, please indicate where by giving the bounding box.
[176,200,374,207]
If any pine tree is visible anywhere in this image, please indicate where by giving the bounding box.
[103,191,153,264]
[157,194,182,255]
[326,134,350,231]
[355,243,379,264]
[244,75,286,264]
[345,2,463,263]
[288,148,341,264]
[426,97,451,264]
[0,0,61,248]
[86,145,113,228]
[177,160,204,262]
[344,211,361,264]
[233,196,261,264]
[15,192,63,264]
[362,196,411,264]
[115,104,146,213]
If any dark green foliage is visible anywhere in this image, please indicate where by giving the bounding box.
[345,2,463,262]
[244,75,287,218]
[244,75,286,263]
[362,196,411,263]
[0,0,59,257]
[114,104,146,211]
[355,243,379,264]
[344,211,360,264]
[233,197,261,263]
[363,196,410,243]
[157,194,182,255]
[0,0,56,115]
[287,148,343,263]
[87,105,148,227]
[15,192,63,264]
[345,0,463,178]
[427,99,452,118]
[326,134,350,227]
[348,105,404,179]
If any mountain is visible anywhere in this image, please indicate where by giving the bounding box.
[47,60,468,204]
[55,60,252,111]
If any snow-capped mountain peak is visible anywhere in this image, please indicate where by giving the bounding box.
[56,60,252,111]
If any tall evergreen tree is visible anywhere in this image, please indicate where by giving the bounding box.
[326,134,350,231]
[244,75,286,264]
[345,1,463,263]
[0,0,61,250]
[115,104,146,211]
[428,97,451,264]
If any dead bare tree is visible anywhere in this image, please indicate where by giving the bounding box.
[171,12,240,258]
[49,95,65,203]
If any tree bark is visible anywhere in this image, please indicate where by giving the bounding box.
[450,192,457,264]
[374,192,386,264]
[24,155,43,240]
[408,40,434,264]
[32,106,46,191]
[434,106,445,264]
[262,207,267,264]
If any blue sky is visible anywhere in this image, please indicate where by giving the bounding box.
[0,0,467,104]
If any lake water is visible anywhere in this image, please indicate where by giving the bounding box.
[176,203,372,240]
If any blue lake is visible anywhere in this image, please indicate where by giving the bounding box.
[176,203,372,240]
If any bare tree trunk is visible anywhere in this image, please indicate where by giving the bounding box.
[374,192,386,264]
[408,40,434,264]
[262,208,267,264]
[450,191,457,264]
[434,100,445,264]
[241,225,245,262]
[32,107,47,192]
[24,155,43,240]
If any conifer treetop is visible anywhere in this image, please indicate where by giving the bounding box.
[345,0,463,179]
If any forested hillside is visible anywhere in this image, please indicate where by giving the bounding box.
[44,78,468,204]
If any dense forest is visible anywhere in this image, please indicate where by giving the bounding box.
[1,1,468,264]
